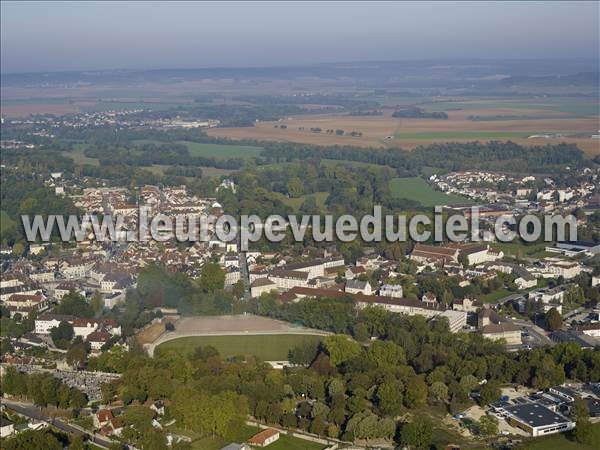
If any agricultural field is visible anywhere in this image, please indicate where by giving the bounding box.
[207,99,600,155]
[389,177,472,206]
[156,334,323,361]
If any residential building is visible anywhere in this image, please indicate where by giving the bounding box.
[34,314,76,334]
[439,310,467,333]
[0,418,15,438]
[379,284,403,298]
[250,278,278,298]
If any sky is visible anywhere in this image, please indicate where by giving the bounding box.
[1,1,598,74]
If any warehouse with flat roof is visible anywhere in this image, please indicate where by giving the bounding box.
[503,403,574,437]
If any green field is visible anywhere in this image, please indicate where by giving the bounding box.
[420,99,599,117]
[133,140,263,159]
[389,177,472,206]
[480,289,513,303]
[156,334,323,360]
[61,143,100,166]
[280,192,329,211]
[521,427,599,450]
[492,241,551,258]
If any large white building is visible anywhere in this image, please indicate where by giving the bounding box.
[503,404,575,437]
[35,314,76,334]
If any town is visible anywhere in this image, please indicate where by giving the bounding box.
[1,2,600,449]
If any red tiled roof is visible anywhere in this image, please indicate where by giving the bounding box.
[248,428,279,445]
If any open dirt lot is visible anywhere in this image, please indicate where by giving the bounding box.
[136,316,179,345]
[208,110,600,155]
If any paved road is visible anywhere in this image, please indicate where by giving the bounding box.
[2,399,115,449]
[237,229,251,299]
[512,319,554,347]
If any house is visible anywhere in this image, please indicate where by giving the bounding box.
[250,278,278,298]
[100,271,134,295]
[150,400,165,416]
[452,297,480,313]
[379,284,403,298]
[460,244,503,266]
[60,259,92,280]
[93,409,115,429]
[345,266,366,280]
[247,428,280,447]
[29,270,55,283]
[73,318,104,339]
[422,292,437,307]
[345,279,372,295]
[0,418,15,438]
[224,267,241,286]
[515,272,537,290]
[86,330,112,351]
[478,309,521,345]
[54,282,84,300]
[3,293,47,317]
[503,403,574,437]
[220,444,250,450]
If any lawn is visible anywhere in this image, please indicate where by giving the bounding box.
[492,241,550,258]
[280,192,329,211]
[156,334,323,361]
[389,177,472,207]
[522,429,599,450]
[480,289,513,303]
[133,139,264,159]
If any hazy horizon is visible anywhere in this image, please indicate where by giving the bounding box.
[2,1,598,74]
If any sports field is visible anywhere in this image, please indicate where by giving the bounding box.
[389,177,472,206]
[156,334,323,360]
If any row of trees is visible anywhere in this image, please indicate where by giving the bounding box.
[1,366,88,409]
